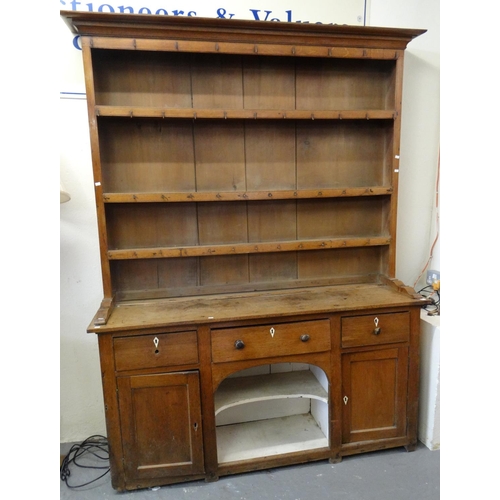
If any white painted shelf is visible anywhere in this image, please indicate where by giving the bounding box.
[215,370,329,463]
[216,413,329,463]
[214,370,328,415]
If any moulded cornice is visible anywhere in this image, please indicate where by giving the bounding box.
[60,11,426,50]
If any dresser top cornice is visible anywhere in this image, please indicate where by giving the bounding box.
[61,10,425,50]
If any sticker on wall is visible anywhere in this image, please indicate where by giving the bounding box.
[59,0,367,95]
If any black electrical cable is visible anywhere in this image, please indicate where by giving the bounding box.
[60,435,110,488]
[417,285,440,316]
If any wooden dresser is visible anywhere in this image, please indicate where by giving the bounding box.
[61,11,427,491]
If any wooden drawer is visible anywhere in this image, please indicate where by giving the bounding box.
[211,319,330,363]
[114,331,198,371]
[341,312,409,348]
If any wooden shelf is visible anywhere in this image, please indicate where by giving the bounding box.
[215,370,328,416]
[113,275,381,303]
[107,236,391,260]
[89,282,428,333]
[70,12,405,299]
[96,106,397,120]
[103,187,393,203]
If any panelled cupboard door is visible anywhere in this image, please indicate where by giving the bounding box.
[117,371,204,480]
[341,347,408,444]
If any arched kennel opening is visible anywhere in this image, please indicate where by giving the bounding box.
[214,363,330,464]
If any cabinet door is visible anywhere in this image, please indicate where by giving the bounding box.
[341,347,408,444]
[117,371,204,480]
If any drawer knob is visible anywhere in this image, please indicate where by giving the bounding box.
[234,339,245,350]
[300,334,310,342]
[373,317,381,335]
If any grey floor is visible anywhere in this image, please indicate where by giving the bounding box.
[60,442,439,500]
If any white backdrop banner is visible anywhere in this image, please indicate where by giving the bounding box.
[60,0,367,93]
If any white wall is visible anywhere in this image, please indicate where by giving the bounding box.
[60,97,106,440]
[60,0,440,443]
[368,0,440,289]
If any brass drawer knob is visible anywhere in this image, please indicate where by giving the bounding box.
[234,339,245,350]
[300,334,310,342]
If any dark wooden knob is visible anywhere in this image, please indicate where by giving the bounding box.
[234,339,245,350]
[300,334,310,342]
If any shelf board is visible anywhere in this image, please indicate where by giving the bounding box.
[95,106,396,121]
[216,413,328,464]
[215,370,328,416]
[107,236,391,260]
[114,274,380,302]
[103,187,393,203]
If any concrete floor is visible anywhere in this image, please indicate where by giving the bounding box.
[60,442,439,499]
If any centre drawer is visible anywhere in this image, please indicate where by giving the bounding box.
[341,312,410,348]
[114,331,198,371]
[211,319,330,363]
